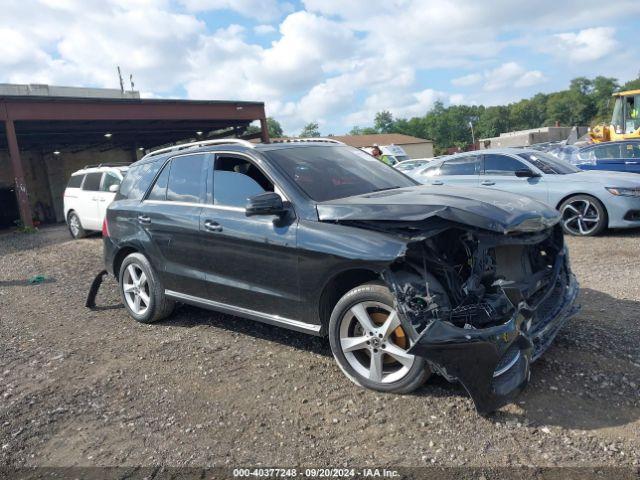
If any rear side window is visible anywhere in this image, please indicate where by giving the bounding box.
[147,162,170,201]
[167,154,205,203]
[116,160,162,201]
[440,156,479,175]
[67,175,84,188]
[82,172,103,191]
[483,154,525,175]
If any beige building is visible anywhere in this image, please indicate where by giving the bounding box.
[331,133,434,159]
[479,126,588,149]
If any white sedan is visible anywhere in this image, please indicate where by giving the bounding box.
[409,148,640,236]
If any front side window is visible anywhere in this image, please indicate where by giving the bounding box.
[101,172,121,192]
[264,146,416,202]
[82,172,103,191]
[166,154,205,203]
[213,155,273,208]
[517,152,580,174]
[483,154,525,175]
[623,142,640,159]
[440,156,479,175]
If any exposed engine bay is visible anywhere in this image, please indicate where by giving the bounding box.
[341,219,579,414]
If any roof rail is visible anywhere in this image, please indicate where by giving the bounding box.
[271,138,345,145]
[142,138,255,159]
[82,162,132,169]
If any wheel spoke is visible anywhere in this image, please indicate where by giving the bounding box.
[379,311,400,340]
[369,353,383,382]
[582,215,599,224]
[578,220,587,235]
[565,204,580,215]
[139,291,150,306]
[351,303,377,333]
[384,343,414,367]
[563,215,578,226]
[123,283,136,293]
[127,265,139,284]
[134,294,141,312]
[582,201,591,216]
[138,272,147,288]
[341,336,369,352]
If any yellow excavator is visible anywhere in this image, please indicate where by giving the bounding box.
[589,89,640,142]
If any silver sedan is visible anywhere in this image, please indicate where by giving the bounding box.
[409,148,640,236]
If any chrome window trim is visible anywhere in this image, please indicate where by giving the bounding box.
[165,290,321,334]
[143,199,244,212]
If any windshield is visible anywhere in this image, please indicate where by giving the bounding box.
[264,145,417,202]
[517,151,580,175]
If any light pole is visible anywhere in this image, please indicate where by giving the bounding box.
[468,121,476,149]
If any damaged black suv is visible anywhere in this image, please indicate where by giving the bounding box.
[103,138,579,414]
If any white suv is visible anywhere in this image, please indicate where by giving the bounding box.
[63,164,129,238]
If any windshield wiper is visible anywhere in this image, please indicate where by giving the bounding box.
[370,186,401,193]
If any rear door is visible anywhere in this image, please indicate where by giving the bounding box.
[480,153,548,203]
[140,153,208,297]
[432,155,480,187]
[78,172,103,230]
[95,171,122,224]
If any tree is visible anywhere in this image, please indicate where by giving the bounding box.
[266,117,284,138]
[299,121,321,137]
[374,111,394,133]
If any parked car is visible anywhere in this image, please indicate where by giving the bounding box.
[394,158,431,173]
[565,140,640,174]
[410,148,640,236]
[63,164,129,238]
[103,138,578,414]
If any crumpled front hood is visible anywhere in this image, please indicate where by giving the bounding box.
[316,185,560,233]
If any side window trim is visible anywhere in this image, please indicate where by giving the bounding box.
[482,154,526,176]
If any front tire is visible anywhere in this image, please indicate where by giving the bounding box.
[119,252,175,323]
[328,282,428,394]
[67,211,86,239]
[559,195,607,236]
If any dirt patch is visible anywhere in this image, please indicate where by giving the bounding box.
[0,225,639,467]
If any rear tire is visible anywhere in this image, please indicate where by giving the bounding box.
[119,252,175,323]
[328,282,428,394]
[559,195,607,236]
[67,211,86,239]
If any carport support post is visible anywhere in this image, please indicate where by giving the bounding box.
[4,120,34,228]
[259,117,270,143]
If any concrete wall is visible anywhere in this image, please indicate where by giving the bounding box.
[400,142,434,159]
[0,147,136,225]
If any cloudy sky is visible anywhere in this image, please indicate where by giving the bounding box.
[1,0,639,135]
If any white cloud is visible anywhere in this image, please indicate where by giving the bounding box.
[483,63,546,91]
[452,73,482,87]
[254,24,276,35]
[180,0,292,21]
[550,27,618,63]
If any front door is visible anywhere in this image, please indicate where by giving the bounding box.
[480,154,548,203]
[199,153,301,320]
[435,155,481,187]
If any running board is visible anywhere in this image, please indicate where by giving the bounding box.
[165,290,322,335]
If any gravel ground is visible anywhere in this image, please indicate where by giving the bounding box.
[0,225,639,468]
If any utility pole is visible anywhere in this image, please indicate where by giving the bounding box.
[468,121,476,149]
[117,66,124,93]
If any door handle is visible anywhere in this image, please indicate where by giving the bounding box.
[431,180,444,185]
[137,214,151,225]
[204,220,223,232]
[481,180,495,186]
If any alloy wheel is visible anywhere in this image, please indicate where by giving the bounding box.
[69,215,80,237]
[339,301,415,384]
[561,199,601,236]
[122,264,150,315]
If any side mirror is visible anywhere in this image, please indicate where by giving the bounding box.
[515,168,540,178]
[246,192,285,217]
[109,184,119,192]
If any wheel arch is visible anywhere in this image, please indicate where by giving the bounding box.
[318,268,381,336]
[113,245,139,278]
[555,192,609,227]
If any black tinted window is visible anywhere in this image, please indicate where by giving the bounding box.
[82,172,103,191]
[483,154,525,175]
[214,171,266,207]
[67,175,84,188]
[264,146,416,202]
[147,162,170,201]
[101,172,121,192]
[167,154,204,203]
[440,156,479,175]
